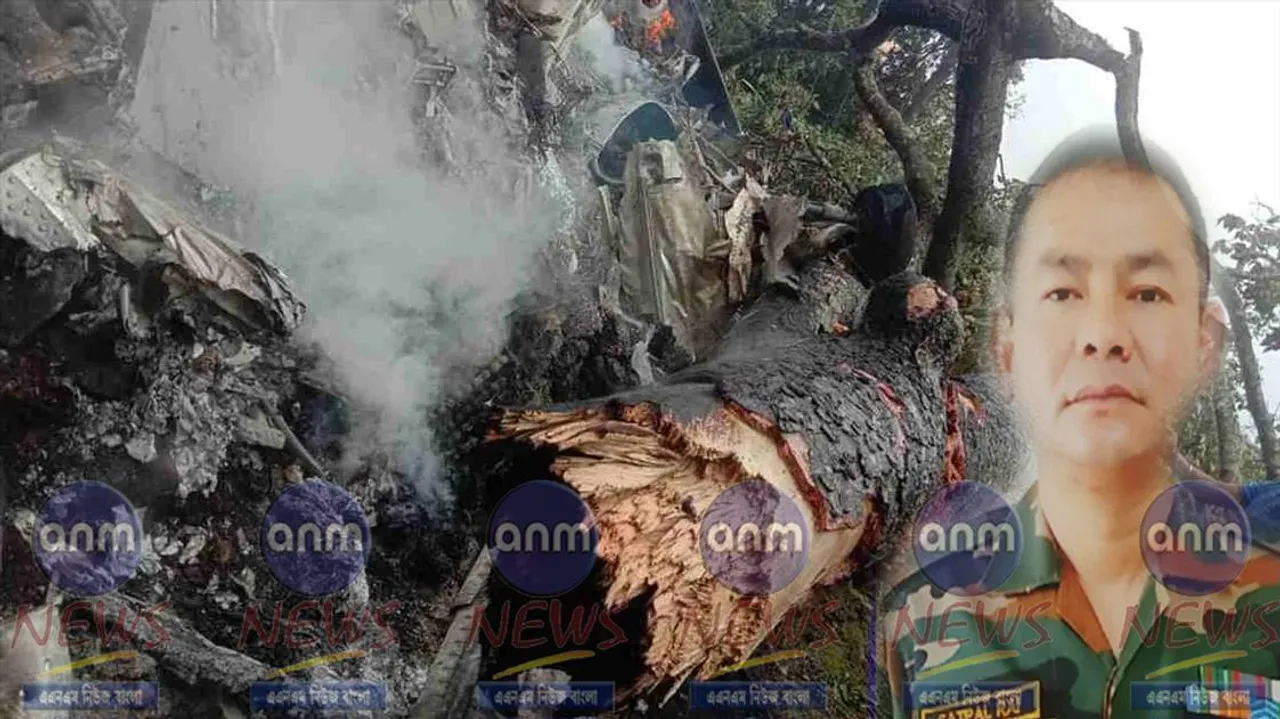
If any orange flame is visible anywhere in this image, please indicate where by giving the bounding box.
[645,9,676,48]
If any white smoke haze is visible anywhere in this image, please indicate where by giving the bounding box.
[131,0,563,507]
[573,12,648,93]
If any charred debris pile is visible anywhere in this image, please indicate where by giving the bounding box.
[0,0,912,716]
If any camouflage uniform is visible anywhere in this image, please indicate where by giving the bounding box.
[881,481,1280,718]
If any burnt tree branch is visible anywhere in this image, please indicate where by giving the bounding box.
[721,0,1129,67]
[1008,0,1125,69]
[1114,28,1148,167]
[97,594,269,694]
[852,55,940,236]
[716,0,974,72]
[875,0,969,42]
[718,16,896,70]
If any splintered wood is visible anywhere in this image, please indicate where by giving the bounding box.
[494,399,864,694]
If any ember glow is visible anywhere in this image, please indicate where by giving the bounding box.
[645,9,676,49]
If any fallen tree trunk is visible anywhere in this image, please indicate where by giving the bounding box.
[484,268,1026,699]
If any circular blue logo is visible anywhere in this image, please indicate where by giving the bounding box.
[488,480,599,597]
[34,481,143,597]
[261,479,371,596]
[699,479,809,596]
[1141,481,1250,596]
[914,481,1022,596]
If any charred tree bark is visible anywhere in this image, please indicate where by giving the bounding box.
[485,271,1025,697]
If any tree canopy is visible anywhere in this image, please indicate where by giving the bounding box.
[702,0,1277,480]
[1218,208,1280,353]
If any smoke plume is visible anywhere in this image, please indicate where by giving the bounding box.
[130,0,563,509]
[573,11,649,93]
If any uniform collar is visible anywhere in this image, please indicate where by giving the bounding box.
[994,470,1270,601]
[994,481,1164,668]
[994,483,1063,595]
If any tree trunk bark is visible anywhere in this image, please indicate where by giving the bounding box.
[485,269,1027,697]
[1214,261,1279,481]
[852,59,940,239]
[921,0,1016,291]
[902,42,959,124]
[1211,370,1238,482]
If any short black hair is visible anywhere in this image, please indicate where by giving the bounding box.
[1003,127,1211,304]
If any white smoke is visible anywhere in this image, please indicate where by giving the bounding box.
[130,0,563,508]
[573,12,648,94]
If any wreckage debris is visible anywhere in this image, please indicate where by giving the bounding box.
[0,135,460,716]
[595,107,920,362]
[616,136,728,360]
[563,6,922,365]
[0,147,306,342]
[589,100,678,185]
[0,143,313,504]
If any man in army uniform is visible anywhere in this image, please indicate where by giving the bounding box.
[881,130,1280,719]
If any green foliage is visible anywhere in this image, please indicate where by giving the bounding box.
[1172,204,1280,480]
[1215,207,1280,352]
[702,0,956,203]
[949,177,1025,373]
[1176,357,1260,482]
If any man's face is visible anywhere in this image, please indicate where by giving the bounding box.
[997,163,1214,468]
